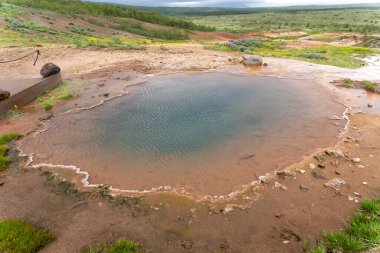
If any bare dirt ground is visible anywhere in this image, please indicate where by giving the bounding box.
[1,44,380,252]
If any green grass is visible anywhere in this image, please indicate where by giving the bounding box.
[111,20,188,40]
[0,133,19,145]
[88,19,105,27]
[0,133,19,172]
[208,40,378,68]
[310,199,380,253]
[344,78,354,84]
[361,80,376,92]
[0,219,55,253]
[81,239,141,253]
[35,82,74,110]
[185,9,380,34]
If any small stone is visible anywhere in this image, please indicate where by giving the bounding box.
[324,178,346,191]
[312,170,327,179]
[369,154,374,158]
[314,154,326,164]
[331,160,340,167]
[363,182,368,185]
[318,164,326,169]
[298,169,306,174]
[181,240,193,250]
[309,163,317,169]
[299,185,309,191]
[335,170,341,175]
[357,165,365,169]
[368,103,373,108]
[325,149,344,158]
[258,175,269,184]
[283,240,290,244]
[0,181,4,186]
[276,170,296,177]
[0,89,10,101]
[274,182,288,190]
[352,158,361,163]
[263,63,268,66]
[164,186,172,191]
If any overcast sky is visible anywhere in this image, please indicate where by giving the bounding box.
[88,0,379,7]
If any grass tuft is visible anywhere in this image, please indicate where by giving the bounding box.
[311,199,380,253]
[0,219,55,253]
[81,239,141,253]
[0,133,20,171]
[0,133,20,145]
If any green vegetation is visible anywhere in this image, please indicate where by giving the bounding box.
[339,79,378,92]
[310,199,380,253]
[1,0,214,31]
[88,19,105,27]
[361,80,376,92]
[344,78,354,84]
[81,239,141,253]
[35,82,74,110]
[112,20,188,40]
[0,219,55,253]
[0,133,20,145]
[184,9,380,34]
[209,39,378,68]
[0,133,19,171]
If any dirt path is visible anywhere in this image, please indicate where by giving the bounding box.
[1,44,380,252]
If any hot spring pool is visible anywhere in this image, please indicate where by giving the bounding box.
[23,72,344,196]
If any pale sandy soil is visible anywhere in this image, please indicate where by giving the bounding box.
[1,44,380,252]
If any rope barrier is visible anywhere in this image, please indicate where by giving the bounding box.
[0,49,41,66]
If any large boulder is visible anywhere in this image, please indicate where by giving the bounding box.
[40,63,60,77]
[0,89,10,101]
[242,55,263,66]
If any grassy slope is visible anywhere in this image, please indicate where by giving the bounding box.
[1,0,214,31]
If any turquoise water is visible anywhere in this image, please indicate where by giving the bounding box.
[24,72,343,195]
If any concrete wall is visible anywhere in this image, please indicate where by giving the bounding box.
[0,73,62,115]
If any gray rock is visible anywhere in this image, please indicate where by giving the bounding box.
[312,170,327,179]
[324,178,346,191]
[0,89,10,101]
[314,154,326,164]
[276,170,296,177]
[309,163,317,169]
[352,158,361,163]
[299,185,309,191]
[181,240,193,250]
[242,55,263,66]
[40,63,60,77]
[325,149,344,158]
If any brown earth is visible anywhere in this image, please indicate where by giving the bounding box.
[1,44,380,252]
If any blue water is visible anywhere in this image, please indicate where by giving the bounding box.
[25,72,343,195]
